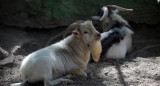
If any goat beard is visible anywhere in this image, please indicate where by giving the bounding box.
[89,41,102,62]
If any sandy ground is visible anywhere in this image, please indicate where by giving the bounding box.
[0,23,160,86]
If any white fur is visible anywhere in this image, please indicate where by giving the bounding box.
[19,36,80,86]
[101,30,113,40]
[104,26,134,59]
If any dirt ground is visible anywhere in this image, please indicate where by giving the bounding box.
[0,22,160,86]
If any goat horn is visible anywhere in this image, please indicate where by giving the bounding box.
[106,5,133,12]
[63,20,84,39]
[100,6,109,21]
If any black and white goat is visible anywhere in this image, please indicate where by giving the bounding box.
[92,5,134,60]
[10,20,102,86]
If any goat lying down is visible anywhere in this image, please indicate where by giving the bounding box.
[10,20,102,86]
[92,5,134,60]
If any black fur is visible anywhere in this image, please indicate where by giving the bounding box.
[124,24,132,30]
[101,31,123,56]
[110,21,123,29]
[100,21,131,57]
[110,21,132,30]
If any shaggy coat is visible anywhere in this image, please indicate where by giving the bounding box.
[92,5,134,60]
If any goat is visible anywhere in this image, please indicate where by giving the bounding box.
[92,5,134,60]
[10,20,102,86]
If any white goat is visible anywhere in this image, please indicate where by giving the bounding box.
[10,20,102,86]
[92,5,134,60]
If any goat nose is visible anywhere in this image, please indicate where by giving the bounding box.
[97,33,101,37]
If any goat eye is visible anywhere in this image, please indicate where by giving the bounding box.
[84,31,88,34]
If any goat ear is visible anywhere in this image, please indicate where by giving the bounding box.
[72,30,81,38]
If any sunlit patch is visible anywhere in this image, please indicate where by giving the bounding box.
[99,67,118,79]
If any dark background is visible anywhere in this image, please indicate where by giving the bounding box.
[0,0,160,28]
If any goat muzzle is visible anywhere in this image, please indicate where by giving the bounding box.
[96,33,101,40]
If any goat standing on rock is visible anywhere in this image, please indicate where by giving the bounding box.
[92,5,134,60]
[10,20,102,86]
